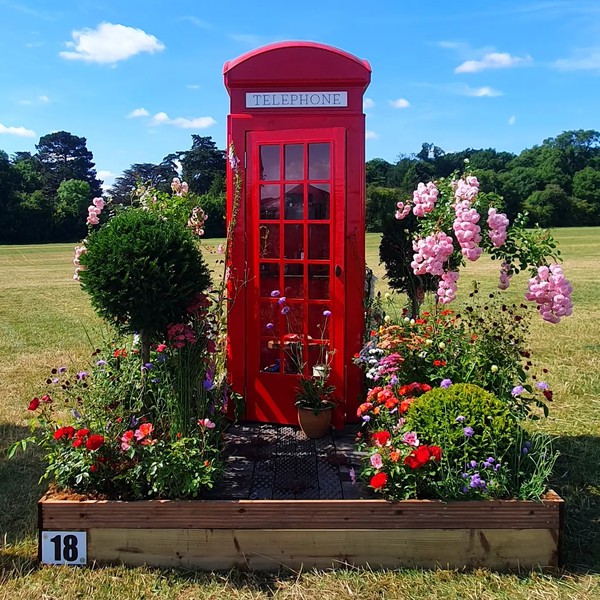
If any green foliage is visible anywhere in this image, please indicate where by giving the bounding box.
[405,384,518,465]
[79,209,211,340]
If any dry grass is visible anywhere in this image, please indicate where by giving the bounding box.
[1,231,600,597]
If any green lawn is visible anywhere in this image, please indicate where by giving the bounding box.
[1,231,599,599]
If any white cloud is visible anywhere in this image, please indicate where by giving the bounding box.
[389,98,410,109]
[187,84,200,90]
[508,115,517,126]
[455,52,531,73]
[128,107,150,118]
[19,95,50,105]
[463,85,503,97]
[554,49,600,71]
[60,22,165,65]
[97,170,116,191]
[150,112,216,129]
[363,98,375,110]
[0,122,36,137]
[366,130,379,140]
[181,16,211,28]
[39,95,49,102]
[438,40,464,49]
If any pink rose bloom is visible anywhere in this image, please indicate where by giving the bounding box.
[402,431,420,447]
[370,453,384,469]
[92,197,105,210]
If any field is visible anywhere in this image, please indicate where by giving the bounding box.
[1,230,599,599]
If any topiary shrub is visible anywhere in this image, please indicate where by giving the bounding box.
[79,209,211,362]
[404,383,519,467]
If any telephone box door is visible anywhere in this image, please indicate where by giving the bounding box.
[245,128,346,425]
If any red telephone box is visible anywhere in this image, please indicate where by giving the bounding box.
[224,42,371,428]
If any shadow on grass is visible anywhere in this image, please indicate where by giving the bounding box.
[550,434,600,573]
[0,423,46,544]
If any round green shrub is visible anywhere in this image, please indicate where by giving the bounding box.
[79,209,211,339]
[404,383,520,465]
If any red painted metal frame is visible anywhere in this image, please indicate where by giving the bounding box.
[224,42,371,427]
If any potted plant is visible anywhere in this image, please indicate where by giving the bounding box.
[295,348,337,439]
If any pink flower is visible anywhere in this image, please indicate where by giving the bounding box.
[134,422,154,441]
[370,453,383,469]
[92,197,105,210]
[198,418,216,429]
[120,430,134,451]
[402,431,420,447]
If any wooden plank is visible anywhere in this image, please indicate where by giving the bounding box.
[41,496,563,531]
[86,527,559,571]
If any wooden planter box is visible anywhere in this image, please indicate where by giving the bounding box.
[38,492,563,571]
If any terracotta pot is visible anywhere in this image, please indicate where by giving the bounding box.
[297,406,333,439]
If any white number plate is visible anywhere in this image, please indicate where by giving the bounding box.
[40,531,87,565]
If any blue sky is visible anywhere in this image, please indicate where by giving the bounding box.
[1,0,599,190]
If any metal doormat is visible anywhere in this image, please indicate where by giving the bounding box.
[205,423,372,500]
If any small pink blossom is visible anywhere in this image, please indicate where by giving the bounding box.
[370,453,383,469]
[198,418,216,429]
[402,431,420,447]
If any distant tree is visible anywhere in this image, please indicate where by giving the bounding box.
[366,158,393,186]
[110,162,178,204]
[35,131,102,198]
[366,185,398,232]
[179,136,226,196]
[53,179,91,240]
[523,184,571,227]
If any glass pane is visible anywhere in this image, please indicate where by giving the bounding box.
[308,343,331,373]
[308,143,330,180]
[308,184,330,220]
[282,302,304,374]
[308,303,331,340]
[259,224,279,259]
[260,300,280,337]
[284,224,304,259]
[260,185,280,219]
[308,264,330,299]
[284,263,304,298]
[259,263,279,298]
[284,144,303,180]
[260,340,281,374]
[308,224,330,259]
[260,145,280,181]
[284,184,304,220]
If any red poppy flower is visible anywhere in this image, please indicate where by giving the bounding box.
[543,389,553,401]
[404,454,420,469]
[429,445,442,462]
[28,397,40,411]
[156,344,168,353]
[415,445,431,466]
[370,472,388,489]
[85,434,104,451]
[72,439,83,448]
[371,431,391,447]
[399,399,414,414]
[76,429,90,439]
[54,426,75,440]
[113,348,128,358]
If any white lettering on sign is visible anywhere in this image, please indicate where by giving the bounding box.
[246,91,348,108]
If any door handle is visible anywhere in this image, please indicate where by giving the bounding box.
[335,265,342,277]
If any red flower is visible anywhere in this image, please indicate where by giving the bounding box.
[90,464,98,473]
[371,431,391,447]
[85,434,104,451]
[113,348,128,358]
[429,445,442,462]
[72,439,83,448]
[404,454,420,469]
[41,394,52,404]
[543,390,553,401]
[399,398,414,414]
[433,360,447,367]
[370,472,388,489]
[415,445,431,465]
[28,397,40,411]
[156,344,168,353]
[76,429,90,439]
[53,426,75,440]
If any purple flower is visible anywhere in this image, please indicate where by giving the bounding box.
[349,467,356,485]
[151,378,161,384]
[512,385,525,397]
[277,296,287,305]
[469,473,487,490]
[266,322,274,330]
[58,366,67,374]
[96,359,107,366]
[361,415,371,422]
[440,378,452,389]
[270,290,281,298]
[323,310,332,317]
[76,371,87,380]
[281,306,290,315]
[390,375,399,385]
[494,462,502,471]
[144,362,154,370]
[536,381,550,390]
[455,415,465,423]
[470,460,477,468]
[71,409,82,420]
[203,377,214,390]
[463,427,474,438]
[130,415,139,428]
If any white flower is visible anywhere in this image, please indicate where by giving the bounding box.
[439,342,446,350]
[491,364,499,373]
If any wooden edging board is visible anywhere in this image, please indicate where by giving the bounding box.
[39,492,564,571]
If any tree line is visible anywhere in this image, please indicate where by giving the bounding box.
[1,128,598,244]
[367,129,600,232]
[0,132,226,244]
